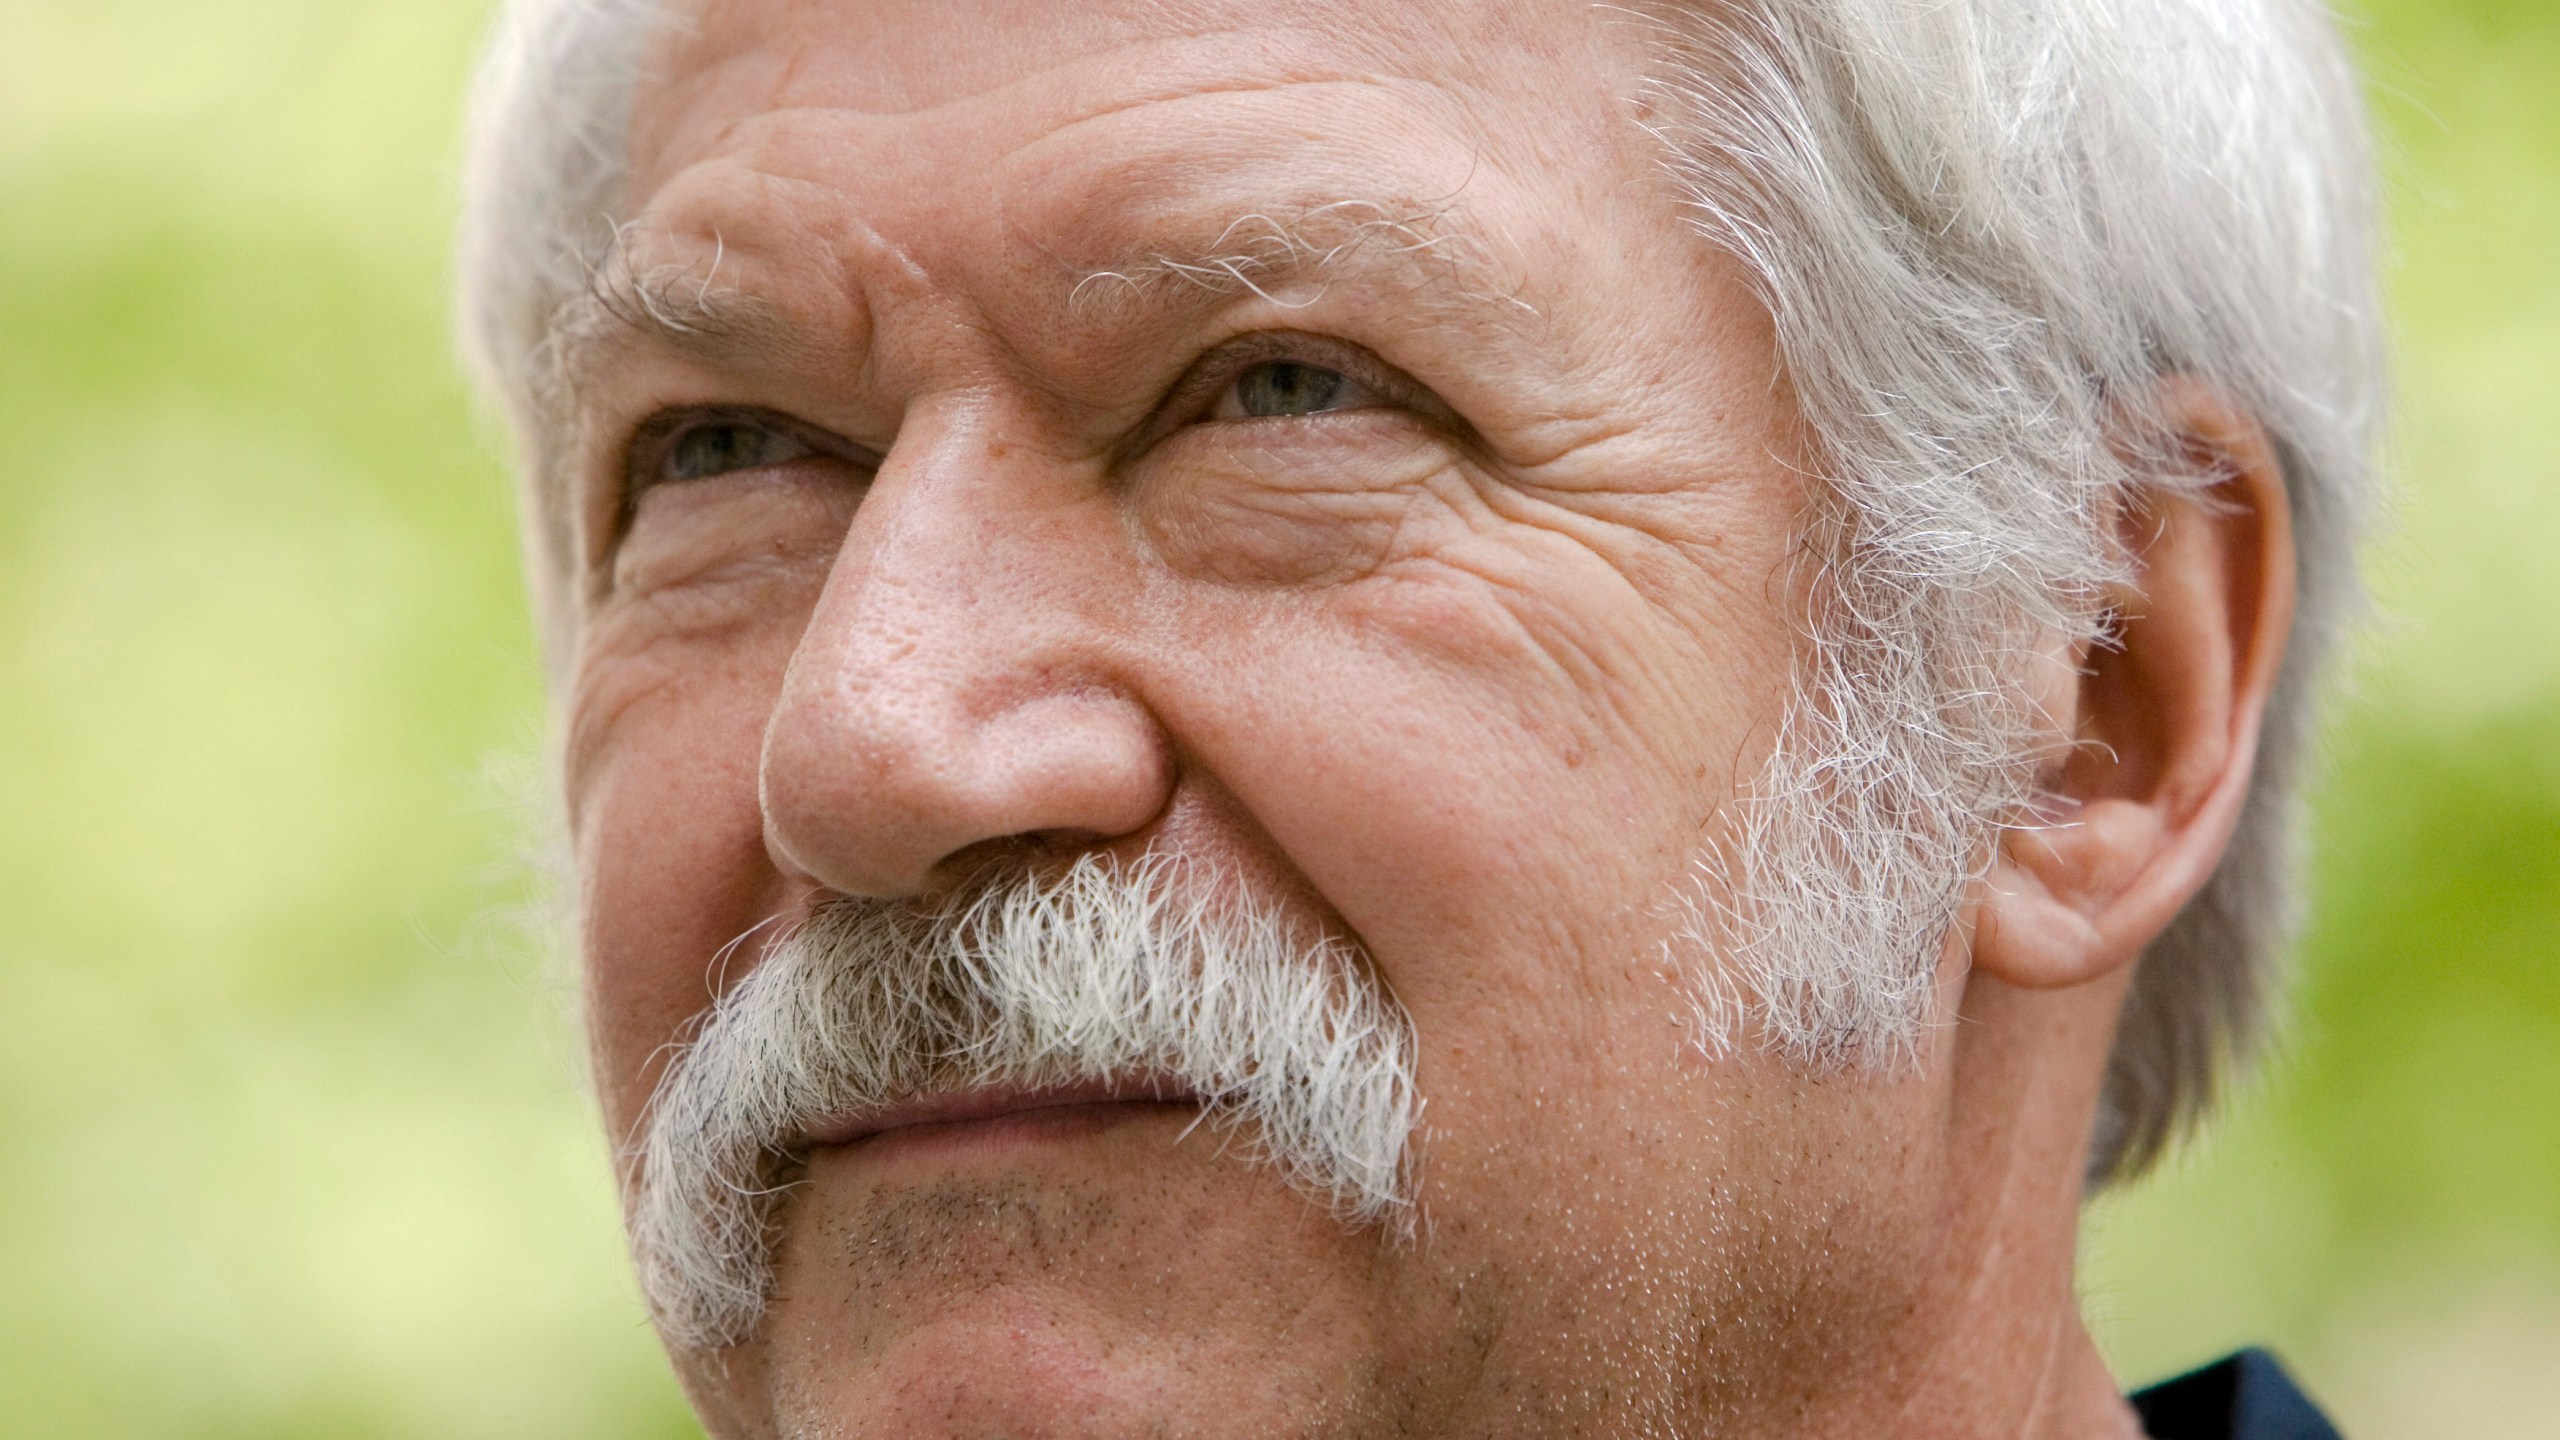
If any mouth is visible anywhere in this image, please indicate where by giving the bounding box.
[800,1079,1208,1158]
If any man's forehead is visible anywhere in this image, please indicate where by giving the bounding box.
[562,0,1637,390]
[631,0,1573,142]
[622,0,1639,226]
[621,89,1500,295]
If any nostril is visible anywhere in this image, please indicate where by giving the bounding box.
[929,829,1123,893]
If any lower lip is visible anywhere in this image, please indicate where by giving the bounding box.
[813,1099,1203,1167]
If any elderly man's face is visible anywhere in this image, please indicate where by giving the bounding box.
[559,0,1957,1432]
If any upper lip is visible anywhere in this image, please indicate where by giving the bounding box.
[800,1077,1201,1148]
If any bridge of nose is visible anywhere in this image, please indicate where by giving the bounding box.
[756,399,1177,900]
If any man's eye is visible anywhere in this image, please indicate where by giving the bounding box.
[1212,361,1381,421]
[663,420,814,481]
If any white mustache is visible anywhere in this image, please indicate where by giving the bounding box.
[623,854,1421,1350]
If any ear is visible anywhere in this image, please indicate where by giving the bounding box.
[1973,379,2296,990]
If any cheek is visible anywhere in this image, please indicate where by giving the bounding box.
[576,745,779,1140]
[1171,562,1773,1018]
[1135,467,1804,1244]
[566,479,858,1130]
[611,469,860,616]
[566,627,809,1140]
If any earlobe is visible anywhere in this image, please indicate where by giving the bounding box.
[1972,379,2296,992]
[1978,800,2169,989]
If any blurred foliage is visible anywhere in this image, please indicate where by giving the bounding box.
[0,0,2552,1435]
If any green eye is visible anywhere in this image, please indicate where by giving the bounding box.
[1230,361,1347,418]
[663,420,813,481]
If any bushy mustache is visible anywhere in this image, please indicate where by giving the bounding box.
[623,854,1422,1350]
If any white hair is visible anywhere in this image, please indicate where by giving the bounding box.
[1640,0,2382,1180]
[629,856,1419,1350]
[456,0,2381,1186]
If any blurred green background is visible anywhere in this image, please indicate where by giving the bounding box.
[1,0,2552,1434]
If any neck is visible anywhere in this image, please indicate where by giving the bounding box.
[1856,967,2146,1439]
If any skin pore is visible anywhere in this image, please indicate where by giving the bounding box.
[546,1,2293,1435]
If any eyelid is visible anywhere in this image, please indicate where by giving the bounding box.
[1139,331,1464,447]
[609,406,877,552]
[623,406,872,491]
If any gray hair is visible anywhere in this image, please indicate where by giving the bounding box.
[456,0,2383,1185]
[1640,0,2381,1180]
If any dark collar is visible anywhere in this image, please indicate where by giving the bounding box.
[2129,1349,2343,1440]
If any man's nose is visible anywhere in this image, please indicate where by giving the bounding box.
[758,413,1173,899]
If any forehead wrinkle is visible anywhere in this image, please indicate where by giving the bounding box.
[612,28,1539,361]
[965,73,1517,314]
[544,71,1546,439]
[560,84,1416,390]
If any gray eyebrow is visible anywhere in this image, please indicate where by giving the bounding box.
[1068,199,1524,315]
[549,228,794,381]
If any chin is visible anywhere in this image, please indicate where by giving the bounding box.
[688,1111,1400,1439]
[761,1299,1190,1439]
